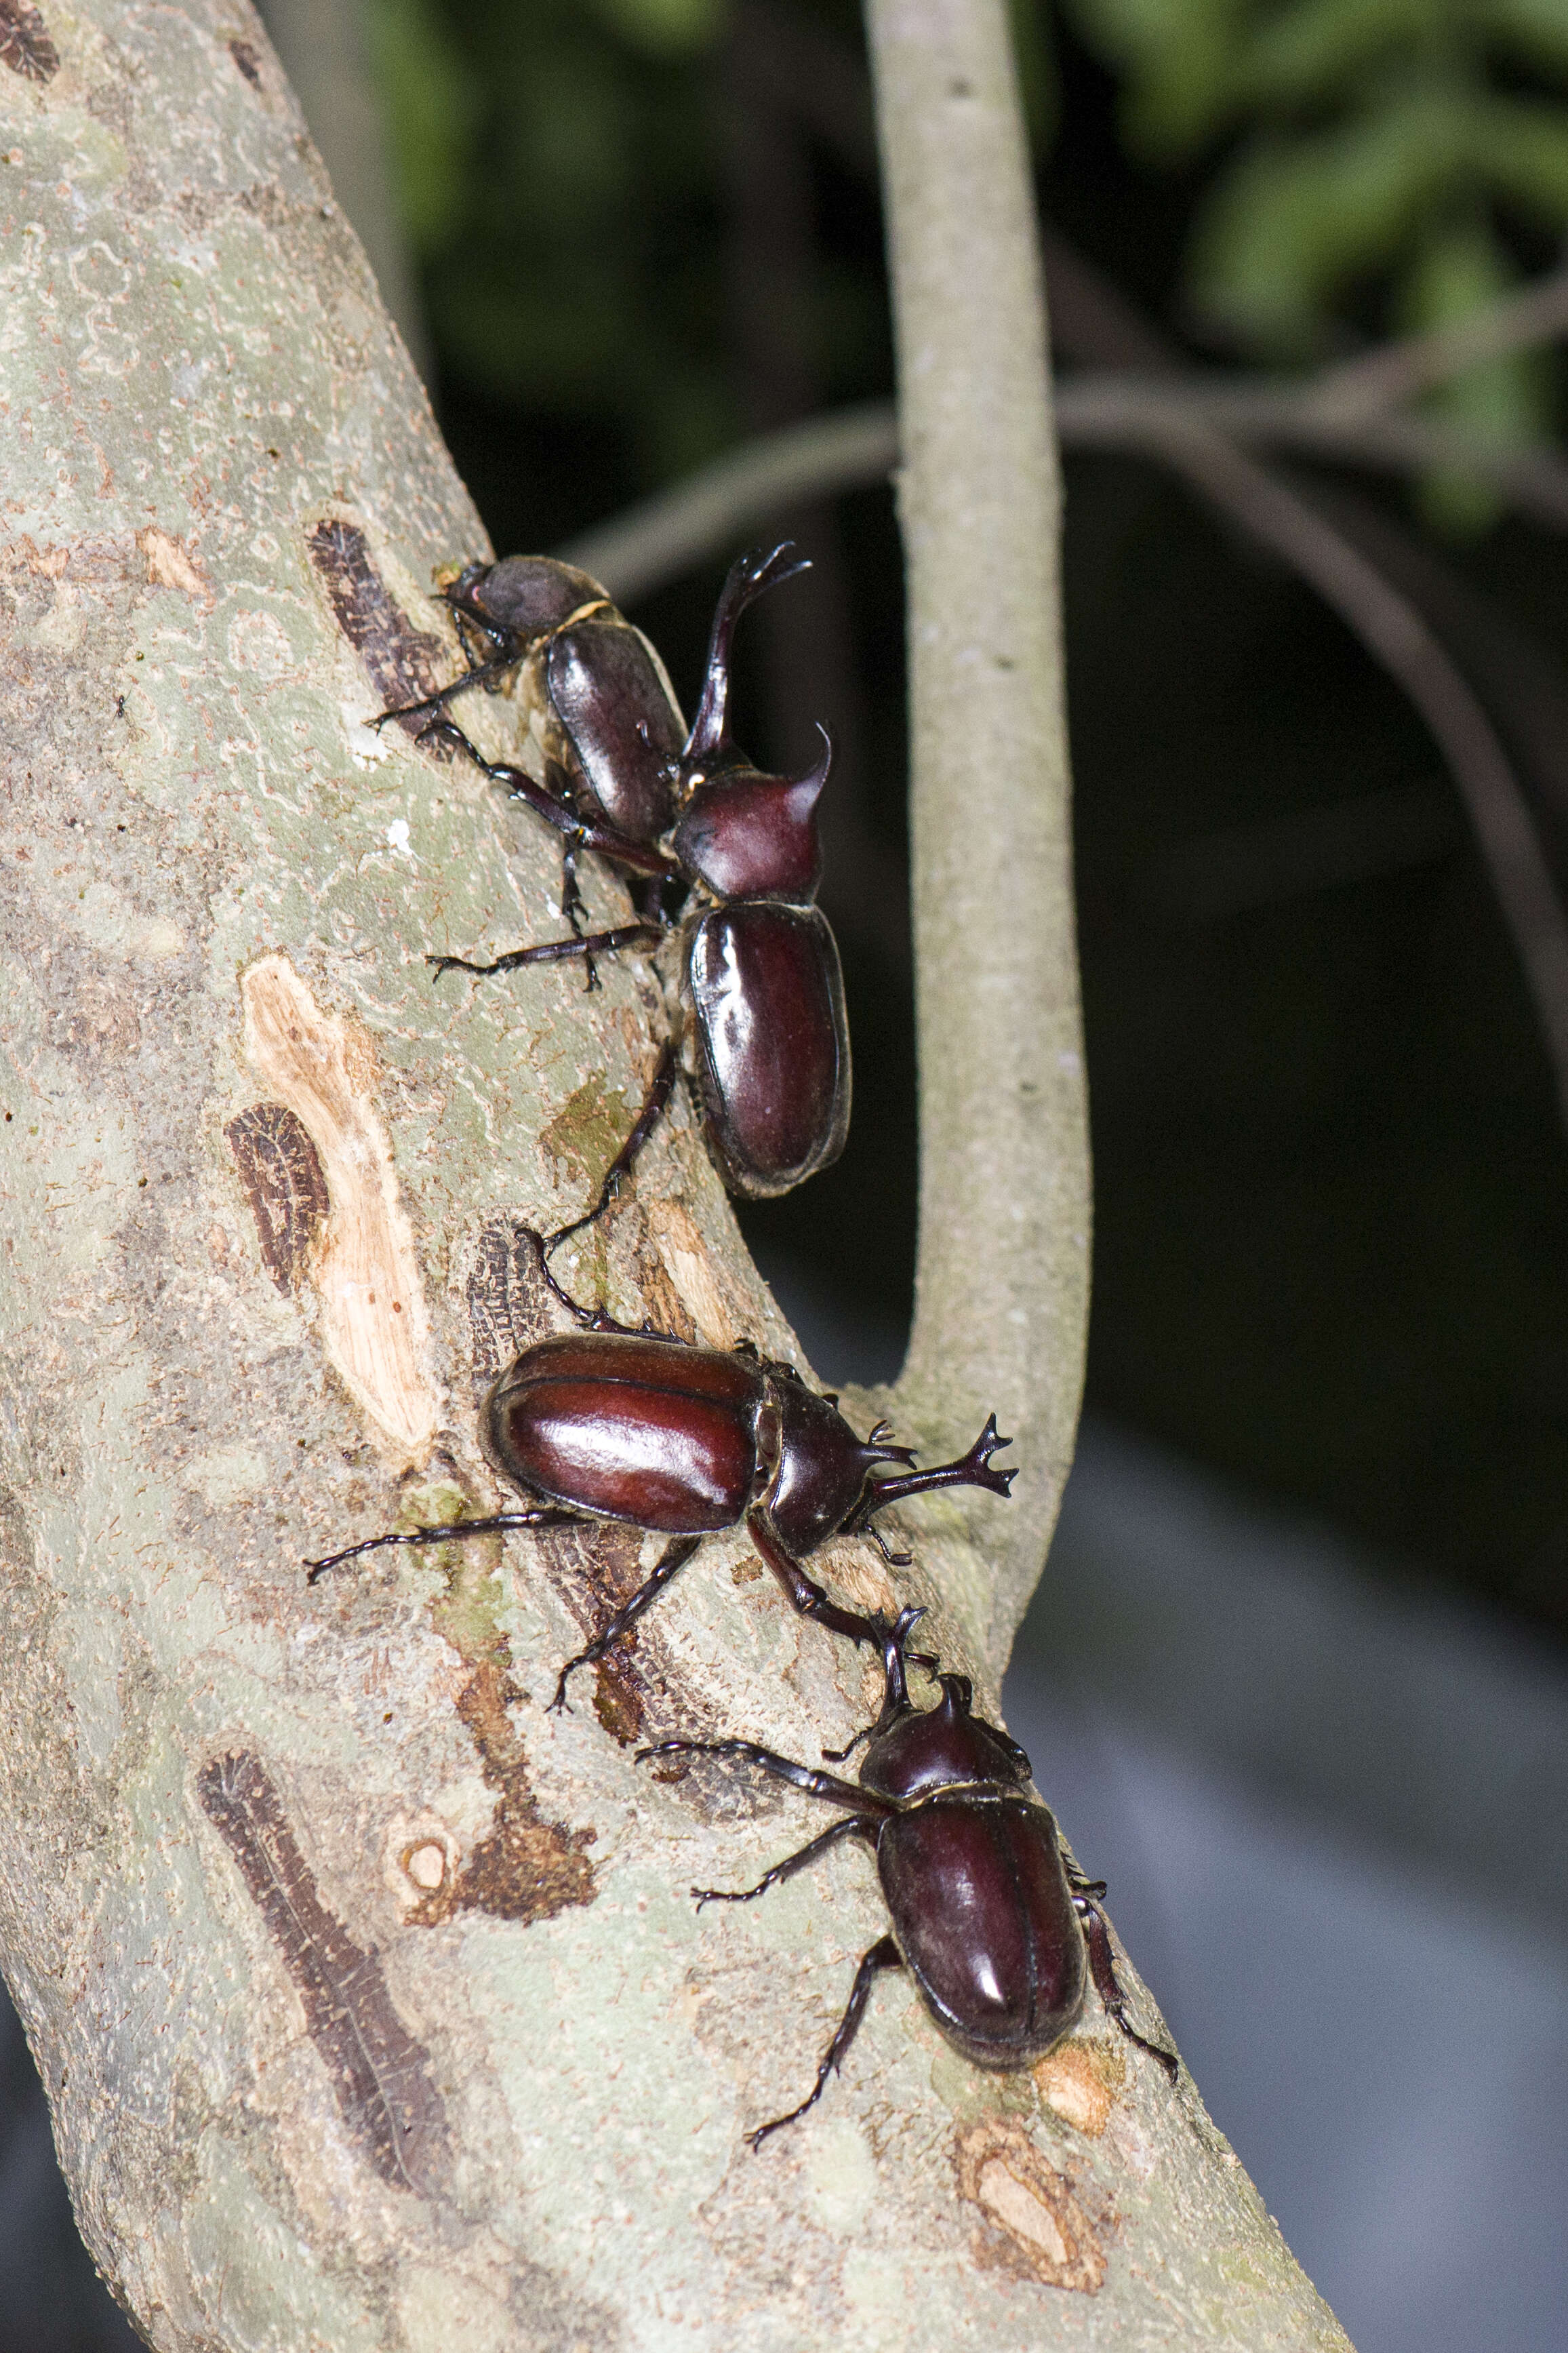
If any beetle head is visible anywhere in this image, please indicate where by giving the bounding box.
[442,555,608,648]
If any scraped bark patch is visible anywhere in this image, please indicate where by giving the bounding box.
[1034,2040,1121,2138]
[225,1101,330,1294]
[0,0,58,81]
[410,1661,596,1926]
[138,526,209,601]
[466,1216,554,1387]
[199,1752,449,2194]
[306,518,451,744]
[241,953,437,1456]
[954,2119,1106,2293]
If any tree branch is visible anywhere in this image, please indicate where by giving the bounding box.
[0,4,1348,2343]
[863,0,1089,1676]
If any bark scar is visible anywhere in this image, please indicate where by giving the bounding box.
[225,1102,330,1294]
[0,1,58,82]
[954,2119,1107,2292]
[199,1752,449,2194]
[241,953,437,1457]
[306,517,450,743]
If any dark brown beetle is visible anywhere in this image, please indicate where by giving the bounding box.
[380,549,689,852]
[411,545,851,1200]
[306,1235,1014,1710]
[641,1613,1179,2147]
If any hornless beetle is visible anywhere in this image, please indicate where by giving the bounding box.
[305,1232,1014,1710]
[398,546,851,1201]
[642,1612,1180,2147]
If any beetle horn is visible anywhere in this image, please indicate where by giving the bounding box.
[786,724,833,814]
[683,542,811,764]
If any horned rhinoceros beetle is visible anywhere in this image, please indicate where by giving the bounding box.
[416,545,850,1200]
[641,1613,1179,2147]
[305,1233,1014,1710]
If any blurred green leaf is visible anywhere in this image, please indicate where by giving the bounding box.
[367,0,479,254]
[586,0,729,56]
[1402,217,1549,528]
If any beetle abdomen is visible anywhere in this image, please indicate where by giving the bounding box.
[878,1799,1085,2067]
[687,905,850,1200]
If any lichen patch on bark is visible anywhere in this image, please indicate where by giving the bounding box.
[240,953,437,1457]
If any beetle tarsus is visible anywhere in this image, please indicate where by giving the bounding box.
[548,1532,704,1711]
[691,1815,875,1910]
[1074,1891,1181,2081]
[747,1935,902,2151]
[304,1505,584,1585]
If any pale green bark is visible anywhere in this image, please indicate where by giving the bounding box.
[0,2,1348,2346]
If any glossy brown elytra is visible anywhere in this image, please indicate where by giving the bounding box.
[641,1613,1180,2147]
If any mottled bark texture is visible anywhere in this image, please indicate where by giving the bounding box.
[0,3,1349,2346]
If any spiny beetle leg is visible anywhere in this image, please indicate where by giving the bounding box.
[747,1935,903,2150]
[304,1505,587,1585]
[691,1815,876,1910]
[746,1511,889,1653]
[427,923,664,982]
[549,1533,702,1713]
[545,1039,680,1253]
[635,1736,889,1817]
[1073,1891,1180,2082]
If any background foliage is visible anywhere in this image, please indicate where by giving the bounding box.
[360,0,1568,1639]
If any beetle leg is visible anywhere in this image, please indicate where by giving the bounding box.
[690,1813,877,1910]
[428,924,665,984]
[1072,1891,1181,2082]
[549,1533,704,1713]
[420,715,681,880]
[304,1505,588,1586]
[636,1736,888,1815]
[545,1038,681,1254]
[745,1509,888,1653]
[747,1935,903,2150]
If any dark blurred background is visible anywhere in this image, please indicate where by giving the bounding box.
[11,2,1568,2345]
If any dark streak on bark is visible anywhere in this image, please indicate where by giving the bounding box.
[305,518,452,747]
[226,38,261,90]
[225,1102,330,1293]
[409,1661,597,1926]
[466,1216,555,1389]
[197,1752,449,2194]
[0,1,58,82]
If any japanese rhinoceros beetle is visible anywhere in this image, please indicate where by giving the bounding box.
[641,1613,1179,2147]
[418,545,850,1201]
[305,1233,1014,1710]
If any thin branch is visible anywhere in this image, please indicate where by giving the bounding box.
[1132,422,1568,1130]
[1307,261,1568,418]
[862,0,1088,1675]
[1054,376,1568,531]
[557,402,899,604]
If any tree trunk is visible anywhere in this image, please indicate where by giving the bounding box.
[0,1,1350,2344]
